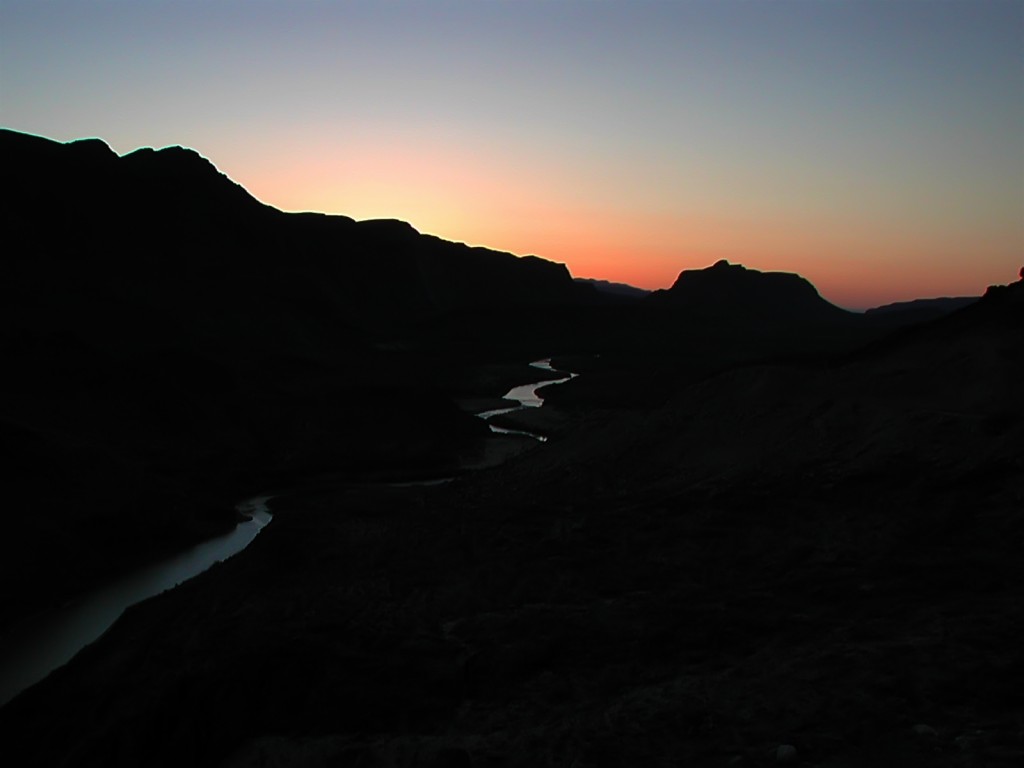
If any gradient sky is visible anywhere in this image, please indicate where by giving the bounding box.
[2,0,1021,308]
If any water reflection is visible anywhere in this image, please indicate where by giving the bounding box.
[0,497,272,707]
[476,358,577,433]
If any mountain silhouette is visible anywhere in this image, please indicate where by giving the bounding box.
[2,128,1022,766]
[863,295,978,325]
[1,260,1019,766]
[1,128,596,628]
[4,129,591,320]
[4,129,591,326]
[649,259,852,323]
[573,277,650,301]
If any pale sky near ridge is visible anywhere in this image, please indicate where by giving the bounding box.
[2,0,1021,308]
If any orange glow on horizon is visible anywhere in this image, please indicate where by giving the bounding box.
[231,134,1020,311]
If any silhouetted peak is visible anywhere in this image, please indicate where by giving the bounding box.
[2,129,118,176]
[656,261,848,321]
[523,255,574,283]
[668,261,813,292]
[114,143,265,213]
[65,137,118,161]
[356,218,421,238]
[980,271,1024,309]
[522,254,560,267]
[121,145,220,178]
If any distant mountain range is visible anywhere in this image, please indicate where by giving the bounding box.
[1,127,1015,633]
[573,277,651,300]
[863,295,979,325]
[866,296,978,315]
[2,129,592,334]
[582,265,982,324]
[1,168,1019,765]
[651,259,853,322]
[2,128,595,626]
[2,129,1023,765]
[3,128,983,337]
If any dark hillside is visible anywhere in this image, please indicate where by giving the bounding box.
[4,128,1017,766]
[0,129,588,627]
[864,295,978,325]
[2,269,1019,765]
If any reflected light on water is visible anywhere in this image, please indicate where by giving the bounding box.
[0,497,272,708]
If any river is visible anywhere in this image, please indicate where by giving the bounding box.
[0,358,574,708]
[0,497,272,707]
[477,358,578,441]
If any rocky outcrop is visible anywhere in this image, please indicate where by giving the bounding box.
[650,259,852,324]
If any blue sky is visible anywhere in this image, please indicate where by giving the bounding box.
[2,0,1021,306]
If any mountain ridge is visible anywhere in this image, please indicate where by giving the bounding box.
[649,258,853,323]
[2,128,1023,766]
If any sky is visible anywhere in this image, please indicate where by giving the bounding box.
[1,0,1021,308]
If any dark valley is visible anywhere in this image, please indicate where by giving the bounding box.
[1,130,1021,767]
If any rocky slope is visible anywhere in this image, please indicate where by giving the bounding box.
[2,273,1019,766]
[864,296,978,325]
[0,129,590,629]
[3,127,1017,765]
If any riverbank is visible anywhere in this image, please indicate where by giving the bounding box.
[2,282,1021,765]
[0,354,565,635]
[0,498,274,708]
[0,359,574,708]
[3,414,1020,766]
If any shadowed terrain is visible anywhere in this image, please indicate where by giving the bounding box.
[1,130,1020,766]
[0,129,589,629]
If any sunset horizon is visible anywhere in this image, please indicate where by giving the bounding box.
[4,125,1016,312]
[3,4,1023,761]
[2,1,1020,308]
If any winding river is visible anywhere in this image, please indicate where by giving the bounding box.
[0,498,272,707]
[477,358,578,441]
[0,358,574,708]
